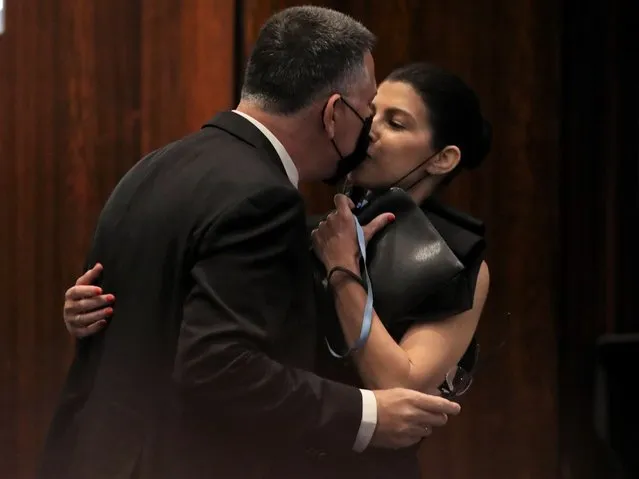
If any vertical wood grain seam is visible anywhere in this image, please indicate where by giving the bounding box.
[233,0,244,105]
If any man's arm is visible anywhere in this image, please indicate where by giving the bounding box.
[57,188,458,451]
[173,185,365,452]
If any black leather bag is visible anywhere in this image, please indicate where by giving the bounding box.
[315,187,465,326]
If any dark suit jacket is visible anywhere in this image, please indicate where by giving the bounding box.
[37,112,364,479]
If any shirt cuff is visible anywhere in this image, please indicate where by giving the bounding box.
[352,389,377,452]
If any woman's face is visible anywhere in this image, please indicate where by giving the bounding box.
[349,80,435,189]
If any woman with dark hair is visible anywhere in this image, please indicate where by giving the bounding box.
[63,62,491,478]
[305,61,491,477]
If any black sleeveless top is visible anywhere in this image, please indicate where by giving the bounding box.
[307,197,486,478]
[311,196,485,385]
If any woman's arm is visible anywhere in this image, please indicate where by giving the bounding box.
[63,263,114,337]
[329,261,489,393]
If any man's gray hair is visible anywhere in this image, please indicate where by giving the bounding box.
[240,6,376,114]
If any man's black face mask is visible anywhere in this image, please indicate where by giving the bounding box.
[322,98,373,186]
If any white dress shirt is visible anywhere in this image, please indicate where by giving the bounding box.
[232,110,377,453]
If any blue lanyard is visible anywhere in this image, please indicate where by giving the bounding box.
[326,215,374,358]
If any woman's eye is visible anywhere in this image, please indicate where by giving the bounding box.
[389,120,404,129]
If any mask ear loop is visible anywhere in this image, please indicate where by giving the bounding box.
[346,150,443,212]
[321,97,359,159]
[340,97,367,124]
[344,150,443,210]
[392,150,441,192]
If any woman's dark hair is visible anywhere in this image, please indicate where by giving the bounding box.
[386,62,492,171]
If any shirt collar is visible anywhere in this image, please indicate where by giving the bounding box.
[232,110,299,188]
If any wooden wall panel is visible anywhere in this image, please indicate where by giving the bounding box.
[559,0,639,476]
[141,0,236,154]
[242,2,561,478]
[0,3,142,477]
[0,2,234,478]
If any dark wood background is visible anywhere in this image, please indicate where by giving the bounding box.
[0,1,235,477]
[0,0,635,478]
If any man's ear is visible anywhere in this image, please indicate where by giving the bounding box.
[322,93,342,140]
[426,146,461,175]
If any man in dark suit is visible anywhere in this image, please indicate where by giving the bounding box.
[38,6,461,478]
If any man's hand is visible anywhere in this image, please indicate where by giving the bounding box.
[369,388,461,449]
[311,194,395,273]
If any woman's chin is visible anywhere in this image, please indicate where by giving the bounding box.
[350,175,381,190]
[348,170,369,186]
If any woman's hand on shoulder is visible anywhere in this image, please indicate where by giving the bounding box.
[63,263,115,338]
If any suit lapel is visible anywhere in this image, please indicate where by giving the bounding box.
[202,111,288,179]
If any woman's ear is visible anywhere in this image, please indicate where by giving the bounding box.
[426,146,461,175]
